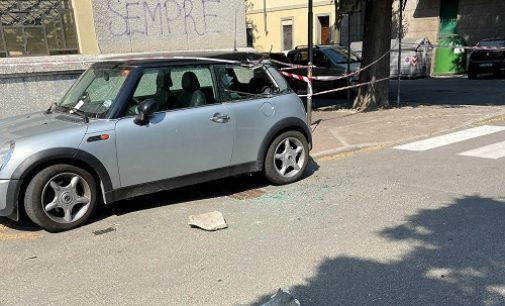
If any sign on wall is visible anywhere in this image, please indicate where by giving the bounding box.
[92,0,247,53]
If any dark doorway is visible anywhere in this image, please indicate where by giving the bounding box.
[318,15,330,45]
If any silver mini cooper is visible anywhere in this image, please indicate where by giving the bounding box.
[0,55,311,232]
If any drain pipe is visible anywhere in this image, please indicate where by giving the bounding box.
[264,0,268,35]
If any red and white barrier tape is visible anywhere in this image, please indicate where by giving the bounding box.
[405,42,505,51]
[282,71,358,82]
[280,45,396,83]
[269,59,314,69]
[281,71,312,83]
[298,76,391,97]
[459,45,505,51]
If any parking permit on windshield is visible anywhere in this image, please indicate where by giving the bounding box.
[74,100,85,110]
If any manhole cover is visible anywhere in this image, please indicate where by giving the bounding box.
[229,189,266,200]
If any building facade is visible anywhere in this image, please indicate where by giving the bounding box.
[0,0,247,118]
[0,0,247,57]
[247,0,505,53]
[401,0,505,46]
[246,0,342,52]
[0,0,98,57]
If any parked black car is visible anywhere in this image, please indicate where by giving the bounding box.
[468,38,505,79]
[286,45,361,95]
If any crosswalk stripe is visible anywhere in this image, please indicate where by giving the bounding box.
[394,125,505,152]
[458,140,505,159]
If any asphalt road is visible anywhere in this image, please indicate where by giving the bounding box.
[311,76,505,109]
[2,120,505,305]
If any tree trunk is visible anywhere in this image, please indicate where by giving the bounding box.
[353,0,393,111]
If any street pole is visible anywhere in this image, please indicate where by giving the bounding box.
[347,13,352,106]
[397,0,403,107]
[307,0,313,125]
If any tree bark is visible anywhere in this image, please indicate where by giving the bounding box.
[353,0,394,111]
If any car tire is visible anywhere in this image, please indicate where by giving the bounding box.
[468,70,477,79]
[264,131,309,185]
[24,164,98,232]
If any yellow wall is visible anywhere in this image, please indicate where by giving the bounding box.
[71,0,100,54]
[247,1,337,52]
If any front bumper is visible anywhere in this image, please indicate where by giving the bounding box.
[0,179,19,220]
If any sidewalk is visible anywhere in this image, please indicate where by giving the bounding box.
[309,105,505,158]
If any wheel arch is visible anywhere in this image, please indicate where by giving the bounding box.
[9,148,113,221]
[257,117,312,169]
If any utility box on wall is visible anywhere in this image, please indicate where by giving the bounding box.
[92,0,247,53]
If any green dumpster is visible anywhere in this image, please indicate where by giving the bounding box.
[433,17,467,76]
[433,35,467,76]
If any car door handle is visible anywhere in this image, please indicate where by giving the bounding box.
[210,113,230,123]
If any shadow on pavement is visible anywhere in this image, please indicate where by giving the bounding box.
[1,159,320,232]
[251,195,505,306]
[92,157,320,224]
[390,77,505,107]
[306,76,505,110]
[0,216,41,232]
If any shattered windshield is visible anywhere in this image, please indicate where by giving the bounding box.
[57,67,130,119]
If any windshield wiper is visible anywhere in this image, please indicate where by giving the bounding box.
[45,102,59,114]
[69,108,89,123]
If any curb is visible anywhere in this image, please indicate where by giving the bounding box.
[310,107,505,160]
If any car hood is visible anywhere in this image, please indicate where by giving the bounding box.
[0,111,87,143]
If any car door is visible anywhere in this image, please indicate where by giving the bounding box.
[114,65,234,188]
[216,65,280,166]
[313,50,335,92]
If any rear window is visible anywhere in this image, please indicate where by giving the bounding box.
[221,66,277,101]
[291,51,309,65]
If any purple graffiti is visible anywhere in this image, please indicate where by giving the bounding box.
[164,0,181,33]
[106,0,219,38]
[143,1,163,35]
[201,0,220,34]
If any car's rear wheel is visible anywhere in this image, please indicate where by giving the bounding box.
[264,131,309,185]
[24,164,98,232]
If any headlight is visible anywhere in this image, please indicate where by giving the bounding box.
[0,142,14,171]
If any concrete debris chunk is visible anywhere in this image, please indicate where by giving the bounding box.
[188,211,228,231]
[93,226,116,236]
[260,288,300,306]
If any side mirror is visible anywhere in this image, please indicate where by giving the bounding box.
[134,98,159,126]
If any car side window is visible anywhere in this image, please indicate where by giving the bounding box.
[314,51,331,67]
[217,65,277,102]
[126,65,218,116]
[133,70,158,97]
[126,68,176,116]
[292,51,309,65]
[169,66,217,110]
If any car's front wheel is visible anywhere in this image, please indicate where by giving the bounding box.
[264,131,309,185]
[24,164,98,232]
